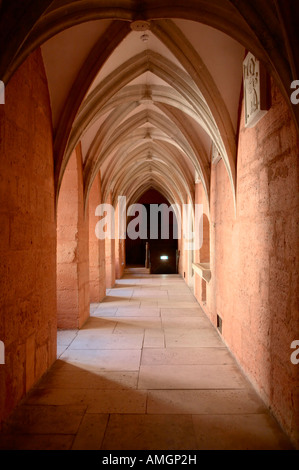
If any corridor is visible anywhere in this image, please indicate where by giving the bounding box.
[0,271,293,450]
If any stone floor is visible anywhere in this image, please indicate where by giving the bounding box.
[0,272,294,450]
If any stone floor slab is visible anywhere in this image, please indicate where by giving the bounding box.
[57,345,68,358]
[60,349,141,371]
[132,289,168,299]
[2,405,86,435]
[26,388,147,413]
[139,301,159,307]
[93,308,118,317]
[192,414,294,450]
[57,330,78,346]
[138,364,249,390]
[0,434,74,450]
[72,414,109,450]
[164,329,224,348]
[68,333,144,350]
[0,272,293,450]
[36,369,139,390]
[159,302,199,308]
[147,389,266,415]
[162,316,211,329]
[143,330,165,348]
[101,414,197,450]
[161,308,205,317]
[113,317,162,334]
[115,307,161,317]
[86,390,147,414]
[141,347,235,366]
[80,318,117,332]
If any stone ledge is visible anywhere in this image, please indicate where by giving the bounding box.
[192,263,211,283]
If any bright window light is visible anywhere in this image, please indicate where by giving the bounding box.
[160,255,169,260]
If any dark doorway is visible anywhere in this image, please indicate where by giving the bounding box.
[125,189,178,274]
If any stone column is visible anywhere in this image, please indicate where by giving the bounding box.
[57,144,90,329]
[89,171,106,302]
[105,192,116,289]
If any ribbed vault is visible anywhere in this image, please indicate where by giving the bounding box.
[1,0,298,211]
[56,26,239,211]
[62,43,230,210]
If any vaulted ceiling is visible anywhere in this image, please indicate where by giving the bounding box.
[44,19,244,207]
[1,0,298,208]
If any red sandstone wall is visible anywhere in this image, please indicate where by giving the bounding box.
[199,78,299,446]
[89,172,106,302]
[57,145,90,329]
[0,50,56,425]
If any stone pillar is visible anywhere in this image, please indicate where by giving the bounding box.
[181,196,193,287]
[145,242,150,269]
[0,49,56,424]
[194,182,210,306]
[177,204,184,277]
[89,171,106,302]
[57,144,90,329]
[105,192,116,289]
[114,201,126,279]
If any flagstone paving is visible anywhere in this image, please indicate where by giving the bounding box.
[0,272,293,450]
